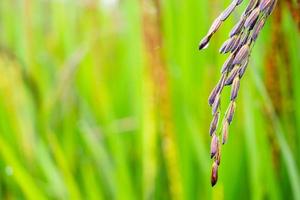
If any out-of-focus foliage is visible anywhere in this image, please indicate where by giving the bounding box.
[0,0,299,199]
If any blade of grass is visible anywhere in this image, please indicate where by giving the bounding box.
[251,65,300,200]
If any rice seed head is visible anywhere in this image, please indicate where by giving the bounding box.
[230,17,245,37]
[231,76,240,100]
[238,59,249,78]
[208,86,219,106]
[210,134,219,158]
[199,35,211,50]
[227,101,236,124]
[199,17,223,50]
[221,54,234,73]
[259,0,272,12]
[225,65,239,85]
[239,31,250,48]
[212,94,221,114]
[244,8,260,30]
[222,121,229,144]
[218,74,226,92]
[211,162,219,187]
[226,35,239,53]
[230,35,242,53]
[266,0,277,15]
[232,44,250,65]
[220,36,238,54]
[219,38,231,54]
[252,18,266,41]
[219,1,237,21]
[208,75,225,106]
[209,112,220,136]
[244,0,259,15]
[215,145,221,165]
[208,17,222,36]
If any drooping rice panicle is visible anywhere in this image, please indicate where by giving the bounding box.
[198,0,277,187]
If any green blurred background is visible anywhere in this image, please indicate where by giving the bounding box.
[0,0,299,199]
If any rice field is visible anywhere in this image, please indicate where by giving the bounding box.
[0,0,299,199]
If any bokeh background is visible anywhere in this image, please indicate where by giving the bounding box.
[0,0,299,199]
